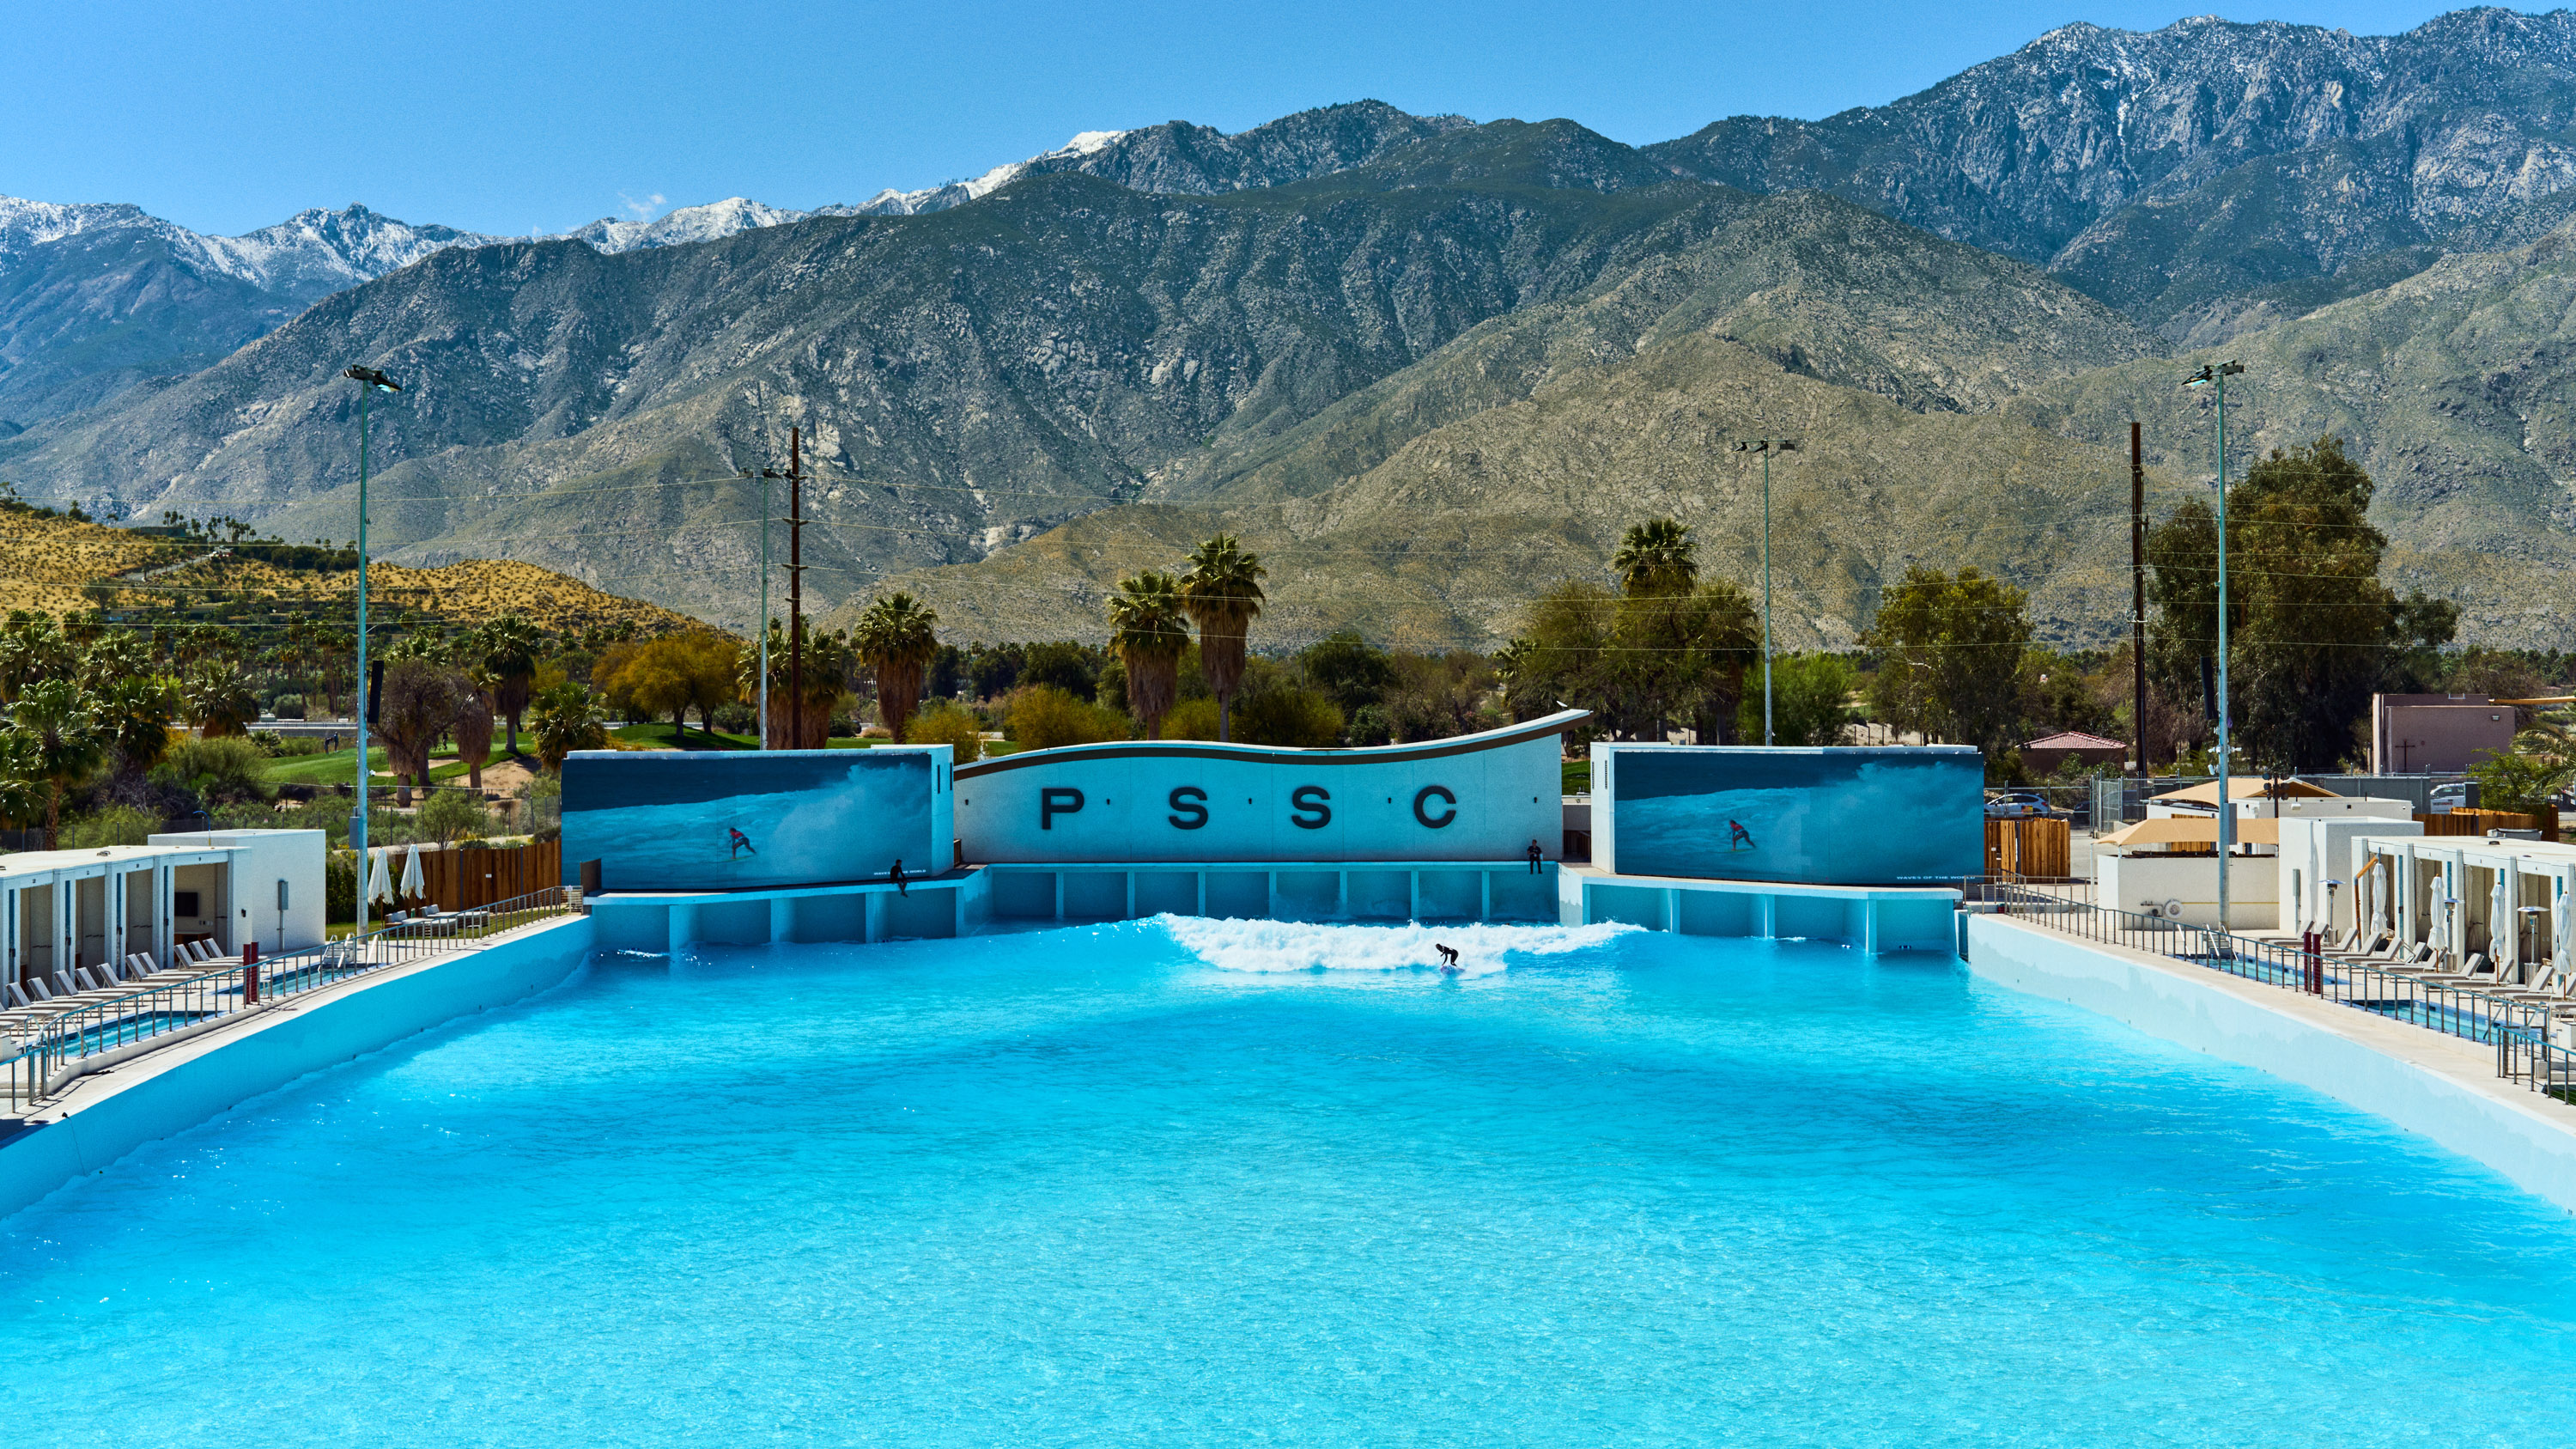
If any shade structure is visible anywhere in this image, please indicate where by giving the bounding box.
[2096,817,2281,849]
[367,848,394,905]
[2149,778,2339,806]
[400,846,426,904]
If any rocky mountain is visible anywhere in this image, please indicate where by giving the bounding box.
[1649,9,2576,338]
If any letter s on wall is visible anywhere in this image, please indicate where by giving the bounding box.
[1168,785,1209,830]
[1413,784,1456,828]
[1290,785,1331,830]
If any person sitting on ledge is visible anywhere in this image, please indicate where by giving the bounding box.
[890,859,908,898]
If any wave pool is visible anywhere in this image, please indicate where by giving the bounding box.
[8,919,2576,1445]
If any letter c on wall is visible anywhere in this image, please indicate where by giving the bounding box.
[1168,786,1209,830]
[1413,784,1456,828]
[1041,787,1084,830]
[1290,784,1331,830]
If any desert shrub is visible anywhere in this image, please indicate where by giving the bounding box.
[153,735,270,806]
[713,701,756,735]
[418,788,491,844]
[269,693,307,719]
[1164,687,1342,747]
[249,730,289,757]
[902,703,984,764]
[67,805,156,847]
[1005,685,1128,751]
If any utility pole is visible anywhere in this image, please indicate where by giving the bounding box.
[788,426,805,750]
[2130,423,2148,777]
[1731,438,1799,746]
[2184,361,2245,941]
[340,365,401,941]
[748,466,769,747]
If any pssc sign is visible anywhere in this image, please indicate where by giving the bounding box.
[954,711,1584,864]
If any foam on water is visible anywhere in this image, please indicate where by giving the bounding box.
[1156,912,1630,976]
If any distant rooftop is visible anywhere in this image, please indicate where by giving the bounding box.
[2025,731,2125,751]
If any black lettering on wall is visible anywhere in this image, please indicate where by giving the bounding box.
[1168,786,1209,830]
[1413,785,1456,828]
[1290,785,1331,830]
[1040,788,1084,830]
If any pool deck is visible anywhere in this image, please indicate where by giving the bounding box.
[1968,913,2576,1211]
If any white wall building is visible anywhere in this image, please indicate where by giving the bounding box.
[1,830,325,995]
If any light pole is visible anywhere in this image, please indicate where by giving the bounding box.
[1731,439,1798,745]
[2184,360,2242,941]
[342,364,401,936]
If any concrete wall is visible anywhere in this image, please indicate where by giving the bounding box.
[1558,868,1958,953]
[1965,915,2576,1213]
[2373,694,2515,776]
[2096,853,2275,928]
[955,713,1577,865]
[0,916,592,1223]
[2278,816,2424,937]
[149,830,327,953]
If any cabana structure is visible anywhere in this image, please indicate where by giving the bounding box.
[2344,833,2576,989]
[0,831,324,1000]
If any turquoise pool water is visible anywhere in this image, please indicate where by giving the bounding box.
[7,918,2576,1445]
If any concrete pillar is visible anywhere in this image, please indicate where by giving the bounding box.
[1195,871,1206,918]
[1267,873,1279,919]
[1863,898,1882,956]
[1479,872,1492,922]
[667,903,696,957]
[1126,871,1137,922]
[770,894,794,947]
[1054,873,1065,922]
[1335,870,1347,919]
[1756,892,1777,940]
[1664,888,1679,934]
[1408,871,1420,922]
[865,892,885,944]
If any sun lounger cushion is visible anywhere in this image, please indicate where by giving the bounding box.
[3,983,27,1009]
[75,967,106,991]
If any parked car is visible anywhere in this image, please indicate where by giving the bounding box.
[1984,792,2055,819]
[2428,782,2477,815]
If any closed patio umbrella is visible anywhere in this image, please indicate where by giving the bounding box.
[400,846,427,907]
[2554,884,2573,993]
[367,848,394,908]
[2491,875,2513,979]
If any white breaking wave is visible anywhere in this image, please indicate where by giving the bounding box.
[1156,916,1631,977]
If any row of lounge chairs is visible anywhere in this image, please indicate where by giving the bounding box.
[2322,927,2575,1003]
[1,940,242,1036]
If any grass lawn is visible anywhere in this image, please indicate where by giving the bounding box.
[1561,758,1591,795]
[263,747,477,787]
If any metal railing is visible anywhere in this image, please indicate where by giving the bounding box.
[1978,877,2576,1105]
[0,886,576,1117]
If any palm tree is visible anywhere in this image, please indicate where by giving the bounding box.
[94,675,176,774]
[1179,535,1266,742]
[477,614,543,757]
[532,682,609,772]
[1612,517,1697,598]
[378,659,468,807]
[0,611,75,704]
[179,661,258,738]
[14,679,105,849]
[0,733,43,843]
[454,663,497,790]
[853,594,941,746]
[1107,570,1192,740]
[744,621,857,747]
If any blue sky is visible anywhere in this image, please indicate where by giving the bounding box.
[1,1,2478,236]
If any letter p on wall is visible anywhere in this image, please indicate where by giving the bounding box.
[1041,788,1084,830]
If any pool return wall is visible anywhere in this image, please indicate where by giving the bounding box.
[1965,913,2576,1213]
[0,915,593,1221]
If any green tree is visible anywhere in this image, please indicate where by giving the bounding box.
[0,611,76,703]
[14,678,106,849]
[1297,629,1397,719]
[2148,437,2462,770]
[93,674,175,774]
[1741,654,1858,747]
[1007,684,1128,749]
[740,621,857,748]
[378,660,466,806]
[0,733,45,839]
[853,595,941,748]
[901,702,985,764]
[418,788,491,845]
[1108,570,1192,740]
[1861,566,2032,758]
[1179,534,1267,741]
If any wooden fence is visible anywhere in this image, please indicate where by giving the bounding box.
[2417,807,2560,842]
[1986,818,2071,879]
[395,840,563,911]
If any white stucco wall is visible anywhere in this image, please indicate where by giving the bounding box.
[954,714,1575,865]
[150,830,326,953]
[2277,817,2423,937]
[2096,853,2275,928]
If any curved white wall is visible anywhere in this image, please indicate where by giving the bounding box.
[957,712,1580,864]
